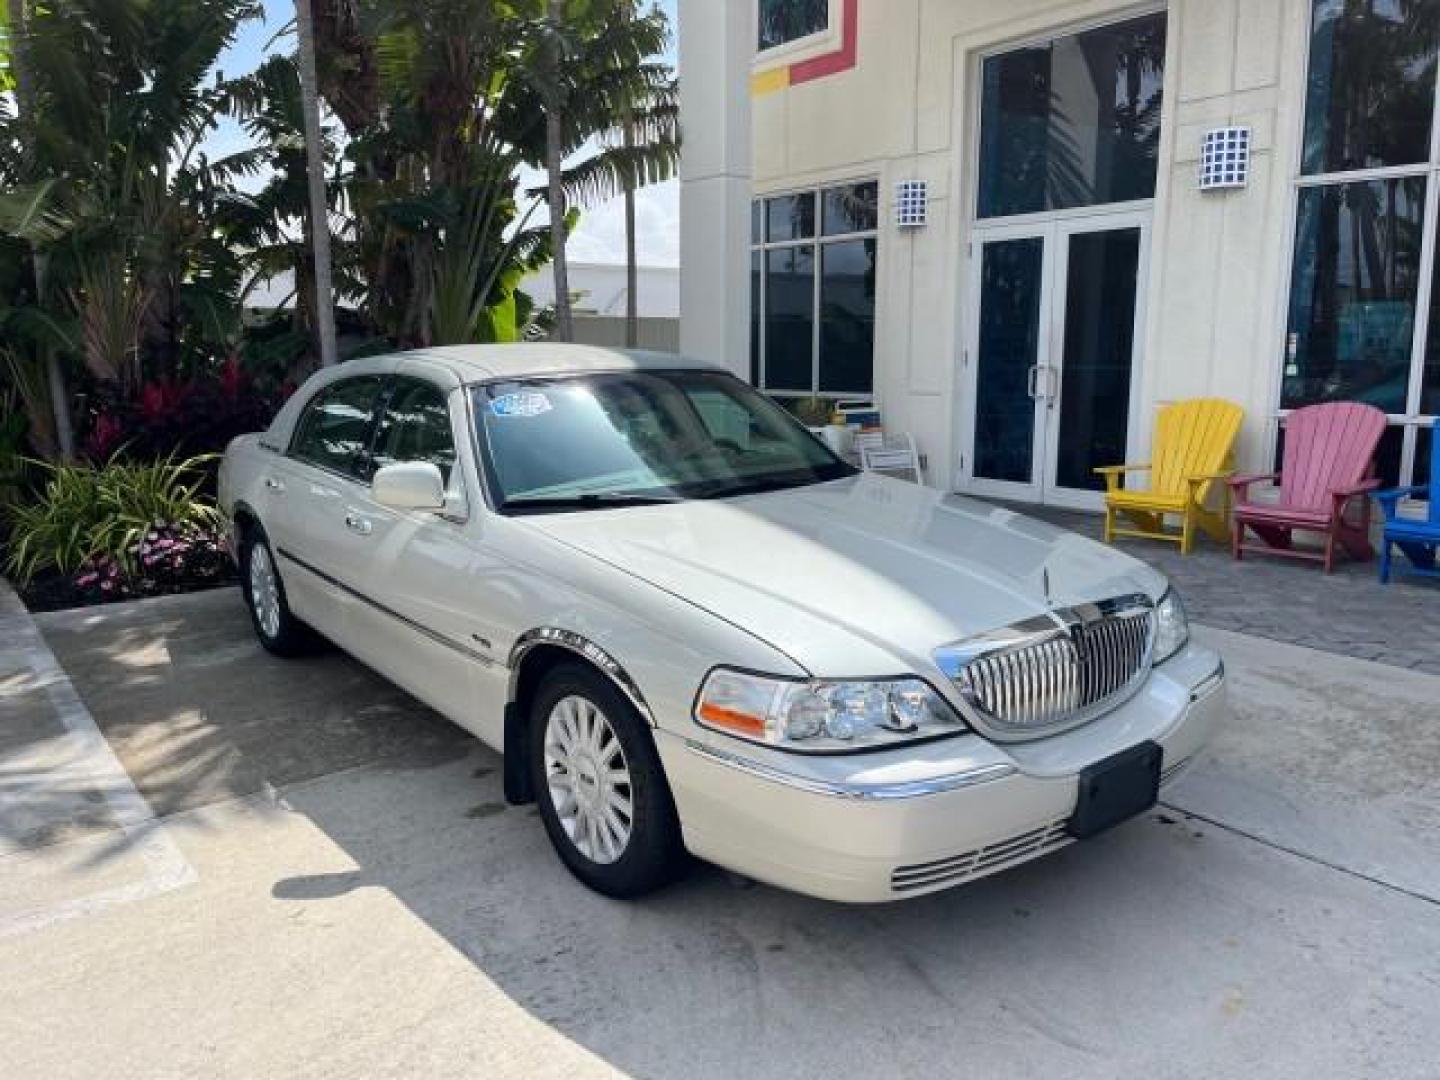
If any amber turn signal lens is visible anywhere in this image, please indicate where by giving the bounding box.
[696,701,768,738]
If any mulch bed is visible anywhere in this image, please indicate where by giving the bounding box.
[13,564,239,614]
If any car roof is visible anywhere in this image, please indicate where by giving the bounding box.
[360,344,724,383]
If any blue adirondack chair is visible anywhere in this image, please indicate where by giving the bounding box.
[1377,421,1440,584]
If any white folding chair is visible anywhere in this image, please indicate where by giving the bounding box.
[858,432,923,483]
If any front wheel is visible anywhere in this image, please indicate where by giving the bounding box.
[239,525,314,658]
[530,663,685,898]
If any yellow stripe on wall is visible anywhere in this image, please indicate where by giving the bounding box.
[751,67,791,97]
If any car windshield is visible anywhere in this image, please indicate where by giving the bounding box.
[473,370,855,511]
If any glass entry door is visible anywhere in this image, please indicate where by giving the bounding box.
[964,215,1147,508]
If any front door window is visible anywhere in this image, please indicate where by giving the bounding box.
[289,376,387,481]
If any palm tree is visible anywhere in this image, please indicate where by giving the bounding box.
[2,0,73,457]
[539,0,575,341]
[592,69,678,346]
[295,0,339,367]
[520,0,674,344]
[564,1,678,346]
[329,0,535,345]
[225,54,344,379]
[0,0,266,455]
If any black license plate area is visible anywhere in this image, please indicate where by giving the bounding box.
[1067,742,1162,839]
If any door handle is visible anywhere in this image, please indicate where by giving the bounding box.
[1027,365,1040,399]
[344,513,373,536]
[264,477,285,492]
[1043,364,1059,404]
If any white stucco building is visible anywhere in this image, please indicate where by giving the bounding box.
[680,0,1439,507]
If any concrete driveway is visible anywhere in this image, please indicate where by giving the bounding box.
[2,586,1439,1079]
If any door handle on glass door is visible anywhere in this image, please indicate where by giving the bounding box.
[1027,365,1040,399]
[344,513,373,536]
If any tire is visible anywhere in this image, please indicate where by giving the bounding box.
[529,662,686,898]
[238,524,315,658]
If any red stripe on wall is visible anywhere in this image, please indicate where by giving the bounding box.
[789,0,859,85]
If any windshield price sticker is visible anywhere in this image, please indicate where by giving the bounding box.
[491,392,553,418]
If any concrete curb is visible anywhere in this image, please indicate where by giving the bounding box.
[0,575,197,939]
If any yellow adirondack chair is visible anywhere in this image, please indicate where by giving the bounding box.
[1095,398,1244,555]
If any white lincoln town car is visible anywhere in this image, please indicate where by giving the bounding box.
[218,345,1225,903]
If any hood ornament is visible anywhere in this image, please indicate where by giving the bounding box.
[1042,566,1052,607]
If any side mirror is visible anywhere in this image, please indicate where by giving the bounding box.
[372,462,446,512]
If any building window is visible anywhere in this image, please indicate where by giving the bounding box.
[750,181,878,399]
[977,12,1168,219]
[758,0,829,52]
[1284,0,1440,489]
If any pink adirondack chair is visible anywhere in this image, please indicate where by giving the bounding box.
[1228,402,1388,573]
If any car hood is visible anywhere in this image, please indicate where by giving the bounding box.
[522,474,1167,677]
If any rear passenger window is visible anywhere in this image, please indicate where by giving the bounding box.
[371,379,458,485]
[290,377,386,479]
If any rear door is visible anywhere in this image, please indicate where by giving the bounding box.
[278,375,388,642]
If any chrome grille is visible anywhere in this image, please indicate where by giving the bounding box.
[936,595,1156,737]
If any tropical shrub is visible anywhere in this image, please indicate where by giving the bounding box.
[83,360,287,462]
[3,453,221,584]
[0,387,27,505]
[72,524,229,603]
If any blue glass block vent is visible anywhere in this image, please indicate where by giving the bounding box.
[1199,127,1251,191]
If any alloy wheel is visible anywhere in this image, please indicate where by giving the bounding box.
[248,542,282,640]
[543,694,634,865]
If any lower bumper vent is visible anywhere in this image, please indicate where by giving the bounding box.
[891,818,1071,894]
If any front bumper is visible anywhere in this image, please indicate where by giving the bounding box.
[658,641,1226,904]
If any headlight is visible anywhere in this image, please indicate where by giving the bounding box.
[1153,587,1189,664]
[693,669,968,753]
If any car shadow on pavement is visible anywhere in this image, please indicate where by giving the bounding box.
[25,587,1440,1079]
[261,741,1440,1080]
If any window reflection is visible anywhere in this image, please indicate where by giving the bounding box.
[974,238,1044,483]
[372,381,457,484]
[766,192,816,242]
[765,246,816,391]
[978,13,1167,218]
[752,182,877,398]
[822,182,879,236]
[1425,232,1440,414]
[1301,0,1440,176]
[758,0,828,51]
[750,251,763,386]
[1284,178,1425,414]
[292,378,385,479]
[819,240,876,394]
[1055,229,1141,491]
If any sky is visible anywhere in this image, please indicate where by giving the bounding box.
[215,0,682,268]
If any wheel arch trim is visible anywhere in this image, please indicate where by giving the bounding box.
[508,628,656,727]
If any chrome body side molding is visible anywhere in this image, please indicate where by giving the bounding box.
[277,548,500,668]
